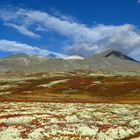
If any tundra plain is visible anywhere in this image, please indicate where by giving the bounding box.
[0,72,140,140]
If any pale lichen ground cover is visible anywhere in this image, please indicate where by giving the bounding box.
[0,102,140,140]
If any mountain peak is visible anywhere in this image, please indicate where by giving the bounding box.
[89,49,137,62]
[102,50,137,61]
[102,49,125,57]
[47,53,58,59]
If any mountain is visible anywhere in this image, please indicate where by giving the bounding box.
[89,49,137,62]
[84,50,140,74]
[0,50,140,75]
[47,53,60,59]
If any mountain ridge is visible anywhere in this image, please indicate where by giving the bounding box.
[87,49,138,62]
[0,50,139,75]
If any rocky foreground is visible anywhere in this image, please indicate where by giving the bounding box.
[0,102,140,140]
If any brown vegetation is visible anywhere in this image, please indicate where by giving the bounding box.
[0,72,140,104]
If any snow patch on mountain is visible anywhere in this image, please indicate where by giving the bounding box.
[63,55,84,60]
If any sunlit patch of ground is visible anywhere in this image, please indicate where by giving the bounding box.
[0,102,140,140]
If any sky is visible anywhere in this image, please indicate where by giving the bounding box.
[0,0,140,60]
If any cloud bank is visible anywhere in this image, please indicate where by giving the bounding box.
[0,39,65,57]
[0,8,140,60]
[5,23,40,38]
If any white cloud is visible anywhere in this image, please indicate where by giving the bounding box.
[5,23,40,38]
[0,39,65,57]
[66,24,140,61]
[21,10,116,42]
[66,43,99,56]
[0,8,140,60]
[138,0,140,4]
[0,8,116,42]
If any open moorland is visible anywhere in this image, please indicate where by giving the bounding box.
[0,72,140,104]
[0,72,140,140]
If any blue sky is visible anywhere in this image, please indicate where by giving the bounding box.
[0,0,140,60]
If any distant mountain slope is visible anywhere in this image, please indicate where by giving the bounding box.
[84,50,140,74]
[88,50,137,62]
[0,50,140,75]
